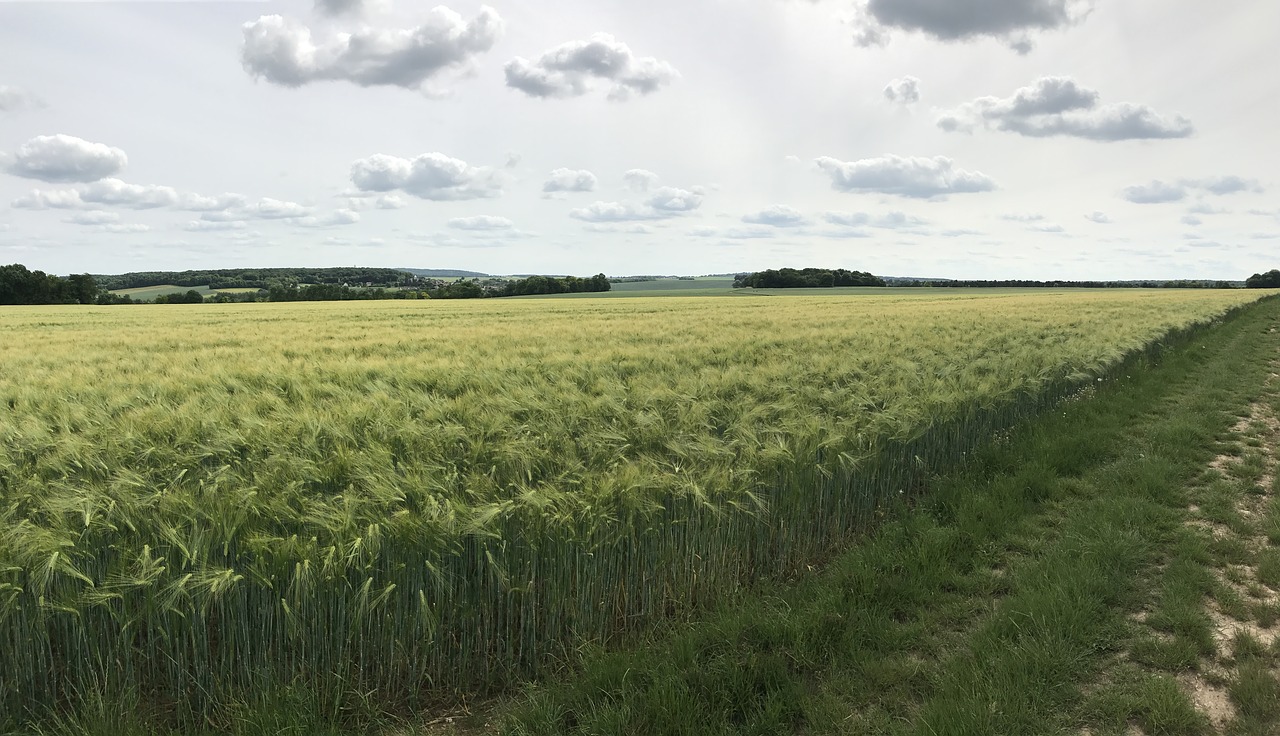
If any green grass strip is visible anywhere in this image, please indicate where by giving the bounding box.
[495,299,1280,736]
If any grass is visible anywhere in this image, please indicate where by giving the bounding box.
[494,292,1280,736]
[0,289,1271,732]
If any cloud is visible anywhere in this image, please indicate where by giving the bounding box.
[448,215,513,230]
[176,192,248,211]
[1180,214,1203,226]
[293,209,360,227]
[0,85,43,112]
[64,210,119,226]
[1198,176,1262,195]
[1084,211,1111,223]
[505,33,678,100]
[849,0,1092,49]
[623,169,660,191]
[350,152,501,200]
[1121,180,1186,204]
[10,188,83,210]
[883,76,920,105]
[542,168,597,193]
[3,134,128,183]
[583,223,653,234]
[241,6,503,91]
[1123,177,1264,204]
[375,194,406,209]
[81,178,179,209]
[647,186,703,212]
[1030,223,1066,233]
[937,77,1193,141]
[98,223,150,234]
[814,154,996,199]
[825,211,928,228]
[743,205,807,227]
[244,198,314,219]
[184,220,249,232]
[569,187,703,223]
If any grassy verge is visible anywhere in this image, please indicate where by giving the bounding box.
[483,298,1280,735]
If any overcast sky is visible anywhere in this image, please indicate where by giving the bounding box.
[1,0,1277,279]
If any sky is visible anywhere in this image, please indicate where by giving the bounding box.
[0,0,1277,280]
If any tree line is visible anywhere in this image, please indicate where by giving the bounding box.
[733,268,887,288]
[0,264,98,305]
[92,267,419,291]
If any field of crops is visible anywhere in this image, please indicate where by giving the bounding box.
[0,290,1269,726]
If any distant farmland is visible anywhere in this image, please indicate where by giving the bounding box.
[0,289,1270,729]
[109,284,263,300]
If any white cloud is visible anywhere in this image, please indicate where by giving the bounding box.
[82,178,178,209]
[3,134,128,183]
[1198,176,1262,195]
[623,169,660,191]
[849,0,1092,50]
[10,188,83,210]
[294,209,360,228]
[244,198,314,219]
[883,76,920,105]
[569,187,704,222]
[314,0,361,16]
[350,152,501,200]
[1084,211,1112,224]
[376,194,406,209]
[583,223,653,234]
[505,33,678,101]
[937,77,1193,141]
[241,6,503,91]
[542,168,597,193]
[743,205,807,227]
[999,212,1045,222]
[64,210,119,226]
[814,154,996,199]
[1181,214,1203,226]
[176,192,247,211]
[448,215,513,230]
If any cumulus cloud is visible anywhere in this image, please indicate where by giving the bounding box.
[0,85,43,112]
[3,134,128,183]
[849,0,1092,50]
[570,187,703,222]
[814,154,996,199]
[176,192,248,211]
[505,33,678,101]
[623,169,660,191]
[582,223,653,234]
[999,212,1046,222]
[1084,211,1112,223]
[241,6,503,91]
[448,215,513,230]
[825,211,927,228]
[883,76,920,105]
[375,194,406,209]
[243,198,314,219]
[1122,177,1263,204]
[743,205,807,227]
[1181,214,1203,226]
[542,168,597,193]
[294,209,360,228]
[10,188,84,210]
[937,77,1193,141]
[81,178,179,209]
[350,152,501,200]
[64,210,119,226]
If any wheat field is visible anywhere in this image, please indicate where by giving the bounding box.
[0,290,1268,725]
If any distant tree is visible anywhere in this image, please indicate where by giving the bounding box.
[1246,270,1280,288]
